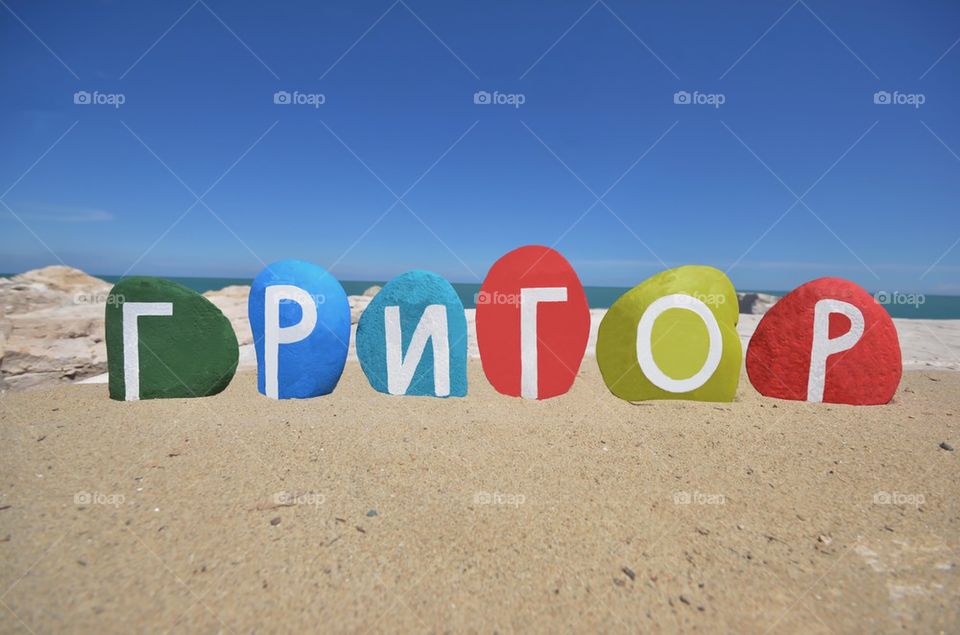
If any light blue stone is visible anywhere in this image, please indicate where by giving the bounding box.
[356,270,467,397]
[248,259,350,399]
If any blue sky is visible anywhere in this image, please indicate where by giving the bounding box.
[1,0,958,293]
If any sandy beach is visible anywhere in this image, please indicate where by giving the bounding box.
[5,0,960,631]
[2,361,958,633]
[2,268,959,631]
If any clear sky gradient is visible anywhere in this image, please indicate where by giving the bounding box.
[2,0,959,293]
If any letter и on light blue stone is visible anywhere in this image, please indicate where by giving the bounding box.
[356,270,467,398]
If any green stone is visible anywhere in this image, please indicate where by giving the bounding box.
[106,277,239,401]
[596,265,741,402]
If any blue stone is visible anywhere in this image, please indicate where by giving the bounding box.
[356,270,467,397]
[248,259,350,399]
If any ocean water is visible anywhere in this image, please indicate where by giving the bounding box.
[80,276,960,320]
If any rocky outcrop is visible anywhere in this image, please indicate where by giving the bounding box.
[737,292,779,315]
[0,266,112,391]
[204,285,253,346]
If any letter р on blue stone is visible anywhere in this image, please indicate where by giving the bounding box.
[248,259,350,399]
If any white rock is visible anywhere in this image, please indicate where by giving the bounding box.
[348,295,372,324]
[0,267,111,390]
[204,285,252,346]
[737,292,779,315]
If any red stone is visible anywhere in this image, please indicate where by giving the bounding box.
[476,245,590,400]
[746,277,901,405]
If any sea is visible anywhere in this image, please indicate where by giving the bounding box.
[79,276,960,320]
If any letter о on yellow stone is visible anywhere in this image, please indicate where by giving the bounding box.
[596,265,741,402]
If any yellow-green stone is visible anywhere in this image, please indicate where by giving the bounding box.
[596,265,741,402]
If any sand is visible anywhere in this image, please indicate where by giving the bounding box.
[2,362,958,633]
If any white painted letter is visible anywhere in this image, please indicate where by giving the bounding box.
[807,299,864,402]
[636,294,723,393]
[122,301,173,401]
[264,285,318,399]
[384,305,449,396]
[520,287,568,399]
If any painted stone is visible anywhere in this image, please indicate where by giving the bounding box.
[248,259,350,399]
[746,277,901,405]
[476,245,590,399]
[356,270,467,397]
[596,265,741,402]
[105,277,238,401]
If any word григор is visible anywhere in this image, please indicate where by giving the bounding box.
[104,245,901,406]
